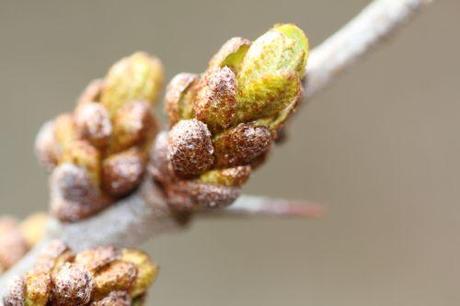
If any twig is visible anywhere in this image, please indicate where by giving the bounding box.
[0,0,433,294]
[305,0,432,98]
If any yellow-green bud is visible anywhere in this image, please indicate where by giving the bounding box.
[100,52,164,116]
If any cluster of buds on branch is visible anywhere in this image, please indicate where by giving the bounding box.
[151,24,309,213]
[0,214,48,274]
[3,240,158,306]
[35,24,308,223]
[35,53,164,222]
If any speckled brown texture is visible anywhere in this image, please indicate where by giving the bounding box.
[75,246,120,272]
[51,164,111,222]
[75,102,112,148]
[149,131,242,213]
[3,277,25,306]
[3,241,158,306]
[213,123,272,168]
[102,149,145,197]
[168,119,215,178]
[91,291,131,306]
[53,263,94,305]
[155,25,307,212]
[93,261,137,299]
[36,53,162,222]
[195,67,238,133]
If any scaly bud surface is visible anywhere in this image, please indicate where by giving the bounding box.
[35,52,163,222]
[155,24,308,212]
[3,241,158,306]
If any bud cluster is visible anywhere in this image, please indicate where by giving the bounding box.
[3,240,159,306]
[152,24,309,211]
[0,213,48,274]
[35,52,164,222]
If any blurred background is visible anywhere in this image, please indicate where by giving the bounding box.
[0,1,458,305]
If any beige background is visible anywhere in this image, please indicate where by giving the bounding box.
[0,1,459,305]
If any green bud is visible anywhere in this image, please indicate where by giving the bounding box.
[236,24,308,124]
[100,52,164,116]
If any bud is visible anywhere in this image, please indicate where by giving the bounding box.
[92,291,131,306]
[165,180,241,211]
[4,241,158,305]
[100,52,164,116]
[213,123,272,168]
[167,119,214,178]
[110,100,157,154]
[164,73,198,126]
[93,260,137,299]
[53,263,94,305]
[236,24,308,124]
[194,67,238,133]
[3,277,25,306]
[101,149,146,197]
[50,164,110,222]
[75,102,112,148]
[158,24,308,212]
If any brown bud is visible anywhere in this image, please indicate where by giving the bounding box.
[3,277,25,306]
[213,123,272,168]
[35,121,60,171]
[166,180,240,211]
[102,149,146,197]
[19,213,48,248]
[164,73,198,126]
[93,260,137,299]
[199,166,251,187]
[75,246,119,272]
[61,140,101,186]
[168,119,214,178]
[75,102,112,148]
[4,242,157,305]
[50,164,110,222]
[91,291,131,306]
[111,100,157,154]
[195,67,238,132]
[52,263,94,306]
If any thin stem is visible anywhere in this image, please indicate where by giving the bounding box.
[305,0,432,98]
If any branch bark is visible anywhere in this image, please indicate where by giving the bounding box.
[0,0,433,296]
